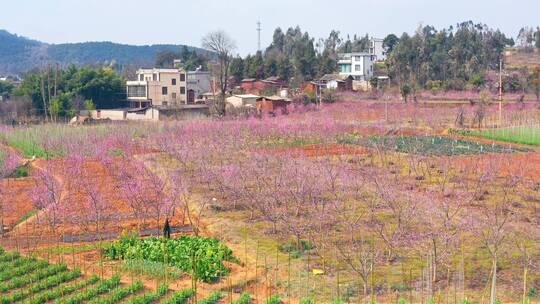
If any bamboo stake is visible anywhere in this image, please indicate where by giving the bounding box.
[275,244,279,289]
[288,251,291,304]
[255,241,259,304]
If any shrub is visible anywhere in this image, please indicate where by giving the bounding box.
[88,280,143,304]
[400,84,411,102]
[196,291,222,304]
[265,294,281,304]
[232,292,250,304]
[6,164,29,178]
[470,73,486,88]
[322,89,337,103]
[162,288,195,304]
[124,283,168,304]
[426,80,442,91]
[300,298,314,304]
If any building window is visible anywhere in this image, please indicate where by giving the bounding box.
[355,65,362,72]
[172,92,177,99]
[180,74,186,82]
[354,56,363,61]
[162,87,168,95]
[153,74,158,81]
[339,64,351,73]
[139,74,144,81]
[180,87,186,94]
[127,85,146,98]
[162,101,168,106]
[172,78,176,85]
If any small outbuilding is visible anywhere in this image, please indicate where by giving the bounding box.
[319,74,354,91]
[226,94,262,108]
[257,95,292,115]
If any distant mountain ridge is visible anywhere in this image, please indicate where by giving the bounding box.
[0,30,208,75]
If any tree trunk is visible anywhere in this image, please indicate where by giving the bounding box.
[490,255,497,304]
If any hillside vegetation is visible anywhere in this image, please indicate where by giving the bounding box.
[0,29,207,75]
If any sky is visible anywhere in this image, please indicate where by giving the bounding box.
[2,0,539,55]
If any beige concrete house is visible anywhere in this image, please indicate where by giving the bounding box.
[225,94,261,108]
[126,68,188,107]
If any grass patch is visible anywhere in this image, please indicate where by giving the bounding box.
[6,165,29,178]
[259,137,323,148]
[15,209,39,225]
[34,242,110,255]
[120,259,182,280]
[451,125,540,146]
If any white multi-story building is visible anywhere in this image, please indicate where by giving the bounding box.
[369,38,386,61]
[126,68,188,108]
[337,53,374,81]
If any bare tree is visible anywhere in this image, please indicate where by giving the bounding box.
[202,30,236,115]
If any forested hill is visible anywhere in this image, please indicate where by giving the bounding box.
[0,29,207,75]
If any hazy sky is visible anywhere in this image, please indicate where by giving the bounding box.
[2,0,539,55]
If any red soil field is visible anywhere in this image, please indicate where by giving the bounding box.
[15,157,185,238]
[450,151,540,179]
[0,177,37,227]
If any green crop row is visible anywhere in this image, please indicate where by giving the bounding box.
[161,288,194,304]
[0,252,20,263]
[0,262,68,292]
[0,255,26,271]
[1,268,81,303]
[124,283,168,304]
[196,291,222,304]
[54,274,121,304]
[0,258,48,282]
[104,233,238,282]
[23,274,100,304]
[89,281,143,304]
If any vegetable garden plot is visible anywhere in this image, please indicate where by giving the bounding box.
[103,234,239,283]
[341,134,533,156]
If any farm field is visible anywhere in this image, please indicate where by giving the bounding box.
[454,125,540,146]
[0,246,232,304]
[0,100,539,304]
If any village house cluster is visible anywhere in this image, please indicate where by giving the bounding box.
[83,38,386,121]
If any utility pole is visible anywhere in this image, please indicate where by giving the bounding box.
[499,58,503,127]
[257,21,262,52]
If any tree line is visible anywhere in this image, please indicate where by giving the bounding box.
[0,65,125,121]
[225,22,538,91]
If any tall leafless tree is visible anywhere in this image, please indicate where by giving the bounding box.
[202,31,236,115]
